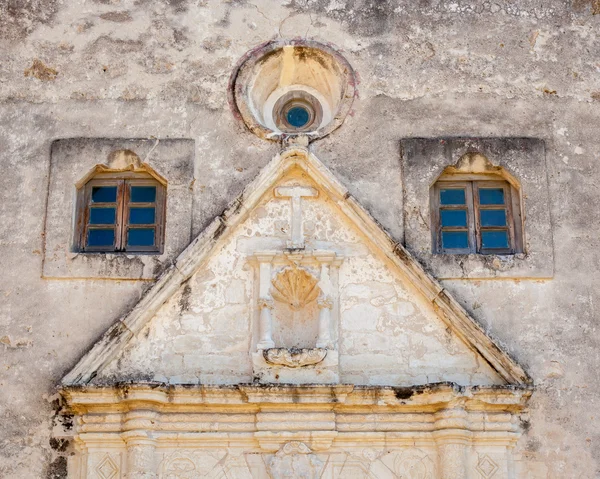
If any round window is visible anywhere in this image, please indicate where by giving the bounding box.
[273,91,323,133]
[286,105,310,128]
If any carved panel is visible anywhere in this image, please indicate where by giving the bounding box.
[393,452,435,479]
[375,449,435,479]
[476,454,499,478]
[94,454,120,479]
[437,444,466,479]
[159,451,228,479]
[163,457,195,479]
[332,462,375,479]
[267,442,324,479]
[263,348,327,367]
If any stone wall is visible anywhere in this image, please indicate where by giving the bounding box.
[1,1,599,477]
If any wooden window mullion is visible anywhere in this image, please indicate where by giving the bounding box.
[431,185,441,253]
[155,185,166,253]
[466,182,476,254]
[80,184,92,251]
[504,184,515,254]
[115,180,127,251]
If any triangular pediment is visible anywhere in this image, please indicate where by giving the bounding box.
[62,147,530,388]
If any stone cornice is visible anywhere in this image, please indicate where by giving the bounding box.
[61,383,531,454]
[61,383,532,414]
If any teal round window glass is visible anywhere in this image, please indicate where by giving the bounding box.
[286,106,310,128]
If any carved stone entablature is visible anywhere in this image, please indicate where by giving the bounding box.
[263,348,328,367]
[62,383,531,478]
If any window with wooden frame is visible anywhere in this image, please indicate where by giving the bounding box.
[75,172,166,253]
[431,178,522,255]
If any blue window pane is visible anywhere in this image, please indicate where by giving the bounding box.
[87,229,114,247]
[89,207,116,225]
[129,207,155,225]
[130,186,156,203]
[441,209,467,227]
[287,106,310,128]
[479,188,504,205]
[440,188,466,205]
[442,231,468,249]
[482,231,509,249]
[91,186,117,203]
[128,228,155,247]
[480,209,506,227]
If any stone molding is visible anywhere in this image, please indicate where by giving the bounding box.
[62,383,531,478]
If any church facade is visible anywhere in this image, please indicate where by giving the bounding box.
[1,1,599,478]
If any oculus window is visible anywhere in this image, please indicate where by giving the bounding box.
[272,90,323,133]
[75,172,166,253]
[431,179,522,255]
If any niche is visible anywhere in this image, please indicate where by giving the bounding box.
[270,265,321,349]
[230,39,357,141]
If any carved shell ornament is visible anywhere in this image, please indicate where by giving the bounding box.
[271,266,320,310]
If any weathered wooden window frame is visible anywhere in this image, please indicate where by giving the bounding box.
[75,172,166,254]
[431,175,522,255]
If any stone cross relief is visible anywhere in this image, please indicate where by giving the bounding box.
[274,185,318,249]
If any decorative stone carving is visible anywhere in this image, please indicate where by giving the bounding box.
[316,295,333,349]
[316,296,333,310]
[436,443,467,479]
[392,451,435,479]
[123,436,157,479]
[267,442,324,479]
[274,185,318,249]
[263,348,327,367]
[95,454,119,479]
[257,298,275,350]
[476,454,499,478]
[163,457,195,479]
[256,254,276,350]
[59,148,533,478]
[271,266,320,310]
[159,450,229,479]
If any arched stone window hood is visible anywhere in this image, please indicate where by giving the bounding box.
[229,39,357,141]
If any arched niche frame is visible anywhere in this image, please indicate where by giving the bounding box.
[43,138,195,280]
[429,151,525,255]
[229,39,357,141]
[400,137,554,280]
[248,250,343,384]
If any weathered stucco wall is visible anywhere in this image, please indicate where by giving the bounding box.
[1,0,599,477]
